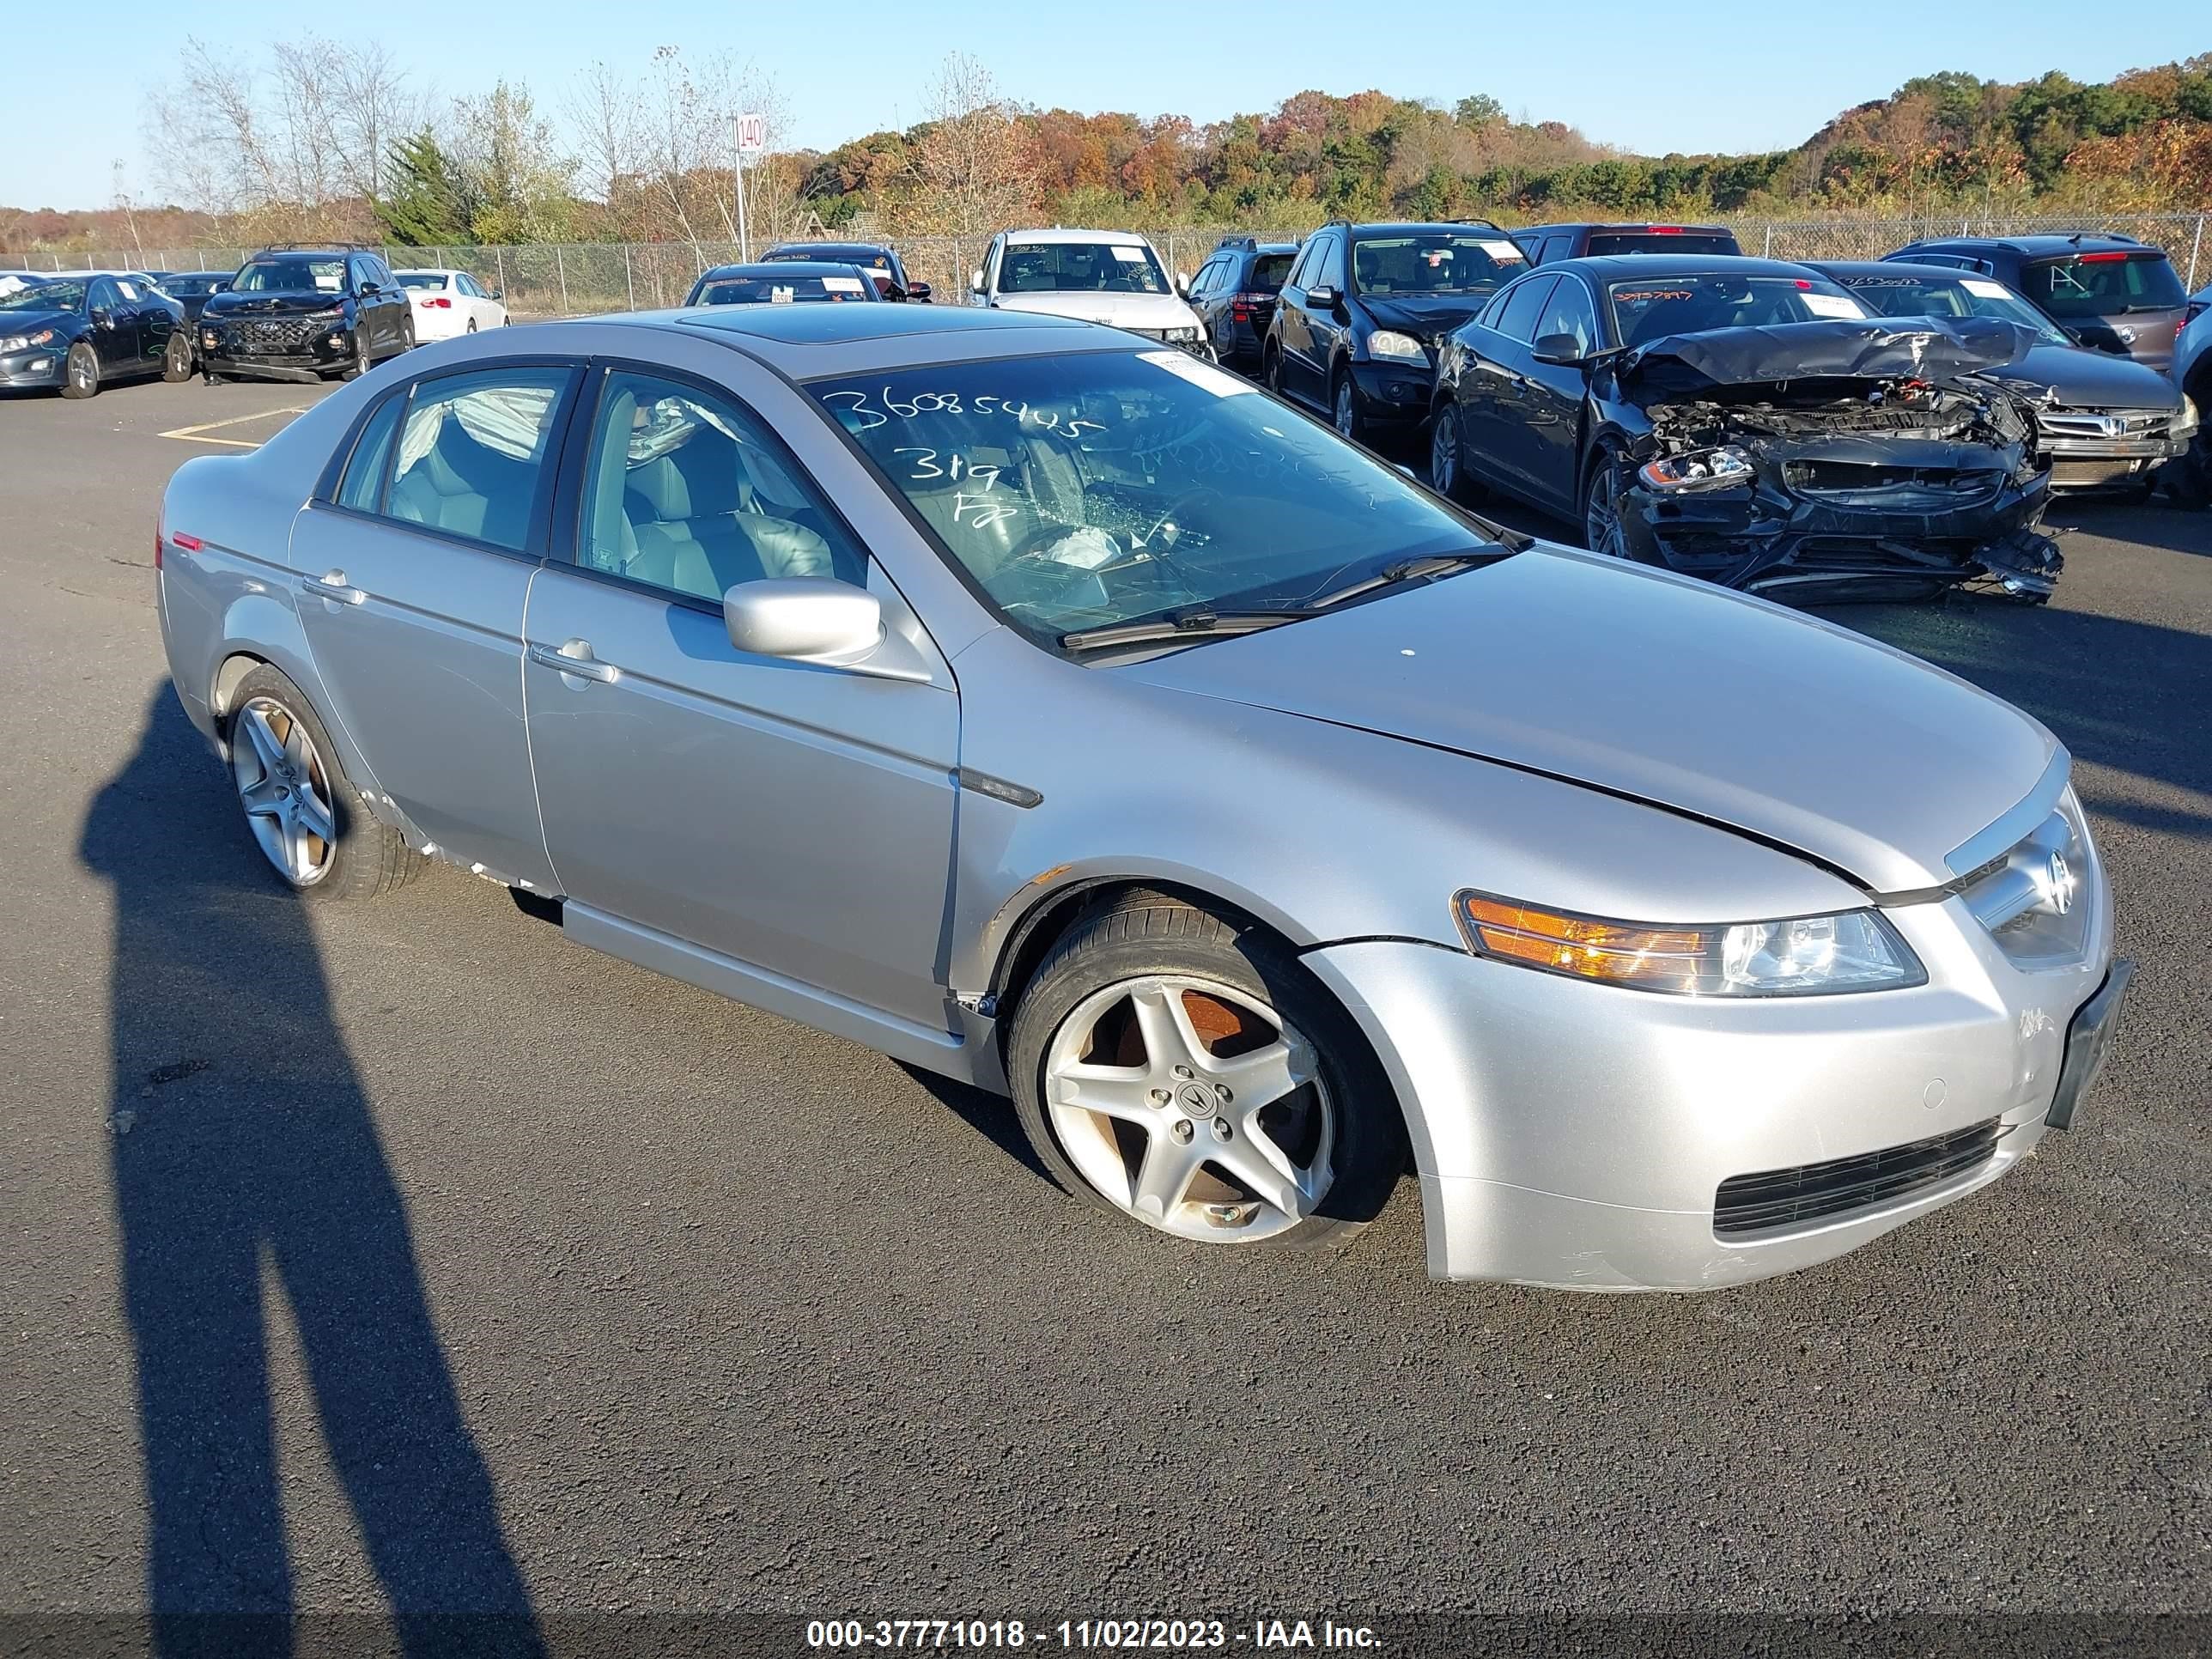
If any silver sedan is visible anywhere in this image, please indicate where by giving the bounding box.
[154,303,2130,1290]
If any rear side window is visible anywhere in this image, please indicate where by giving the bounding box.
[337,394,404,513]
[1585,232,1740,257]
[2020,252,2186,319]
[387,367,570,552]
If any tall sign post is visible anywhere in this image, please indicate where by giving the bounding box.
[735,112,767,262]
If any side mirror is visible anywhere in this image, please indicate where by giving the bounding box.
[724,578,885,667]
[492,287,505,301]
[359,282,381,297]
[907,281,933,303]
[1305,284,1340,310]
[90,307,113,329]
[969,269,986,295]
[1531,332,1586,367]
[1174,270,1192,296]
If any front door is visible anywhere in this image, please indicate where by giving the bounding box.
[86,277,140,379]
[523,365,960,1027]
[289,362,580,890]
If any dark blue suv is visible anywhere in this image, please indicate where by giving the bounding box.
[1183,237,1297,369]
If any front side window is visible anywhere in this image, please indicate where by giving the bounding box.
[1607,275,1866,346]
[999,241,1170,295]
[387,366,570,551]
[232,258,346,295]
[88,277,123,312]
[579,371,861,605]
[811,350,1495,647]
[1495,276,1558,343]
[2019,252,2186,319]
[1351,232,1526,295]
[1536,278,1599,355]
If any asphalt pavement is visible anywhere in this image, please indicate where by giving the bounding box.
[2,375,2208,1630]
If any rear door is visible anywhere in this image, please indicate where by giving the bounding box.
[289,361,580,890]
[522,358,960,1027]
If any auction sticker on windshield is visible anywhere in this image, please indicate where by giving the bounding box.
[1963,278,2013,300]
[1802,292,1862,319]
[1139,350,1255,398]
[1476,240,1526,262]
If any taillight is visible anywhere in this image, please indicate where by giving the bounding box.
[153,528,161,571]
[1646,226,1684,234]
[2075,252,2128,264]
[1231,298,1251,323]
[420,295,451,308]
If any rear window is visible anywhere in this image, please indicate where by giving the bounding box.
[2019,252,2186,319]
[694,273,872,305]
[1249,254,1294,292]
[1585,231,1741,258]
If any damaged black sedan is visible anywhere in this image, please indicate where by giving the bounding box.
[1431,256,2060,602]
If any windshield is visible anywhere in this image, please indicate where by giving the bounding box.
[0,280,82,311]
[1585,231,1740,258]
[1000,242,1169,295]
[231,258,347,294]
[1608,275,1867,346]
[1352,233,1526,295]
[1840,273,2069,344]
[810,350,1491,647]
[2019,252,2186,319]
[395,272,448,291]
[694,271,872,305]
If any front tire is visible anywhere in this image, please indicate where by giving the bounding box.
[1333,372,1364,444]
[1007,892,1404,1249]
[1430,404,1478,501]
[161,331,194,383]
[222,665,419,902]
[61,342,100,399]
[1583,446,1628,556]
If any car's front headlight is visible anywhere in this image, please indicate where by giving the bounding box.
[2173,396,2199,440]
[1160,324,1200,343]
[1452,890,1925,996]
[1638,445,1753,492]
[0,329,56,352]
[1366,329,1427,362]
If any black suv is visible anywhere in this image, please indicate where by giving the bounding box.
[1883,233,2191,372]
[1262,220,1531,442]
[1183,236,1297,369]
[759,242,928,301]
[1511,222,1742,264]
[198,245,414,384]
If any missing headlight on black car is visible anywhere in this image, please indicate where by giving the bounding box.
[1600,317,2062,604]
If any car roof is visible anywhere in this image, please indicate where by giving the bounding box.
[1340,222,1503,237]
[1898,234,2152,257]
[1538,253,1825,283]
[766,242,893,257]
[1519,221,1732,234]
[696,261,871,281]
[540,304,1135,380]
[1002,228,1152,246]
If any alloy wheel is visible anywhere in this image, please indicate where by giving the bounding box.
[1042,975,1335,1243]
[68,348,95,393]
[229,696,338,885]
[1430,409,1458,495]
[1585,459,1626,556]
[1334,380,1357,439]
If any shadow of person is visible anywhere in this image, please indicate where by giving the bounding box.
[81,688,542,1659]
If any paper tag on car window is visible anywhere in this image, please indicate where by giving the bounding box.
[770,286,795,304]
[1109,246,1147,262]
[822,276,865,293]
[1962,278,2010,300]
[1477,240,1525,261]
[1140,349,1254,397]
[1802,292,1862,319]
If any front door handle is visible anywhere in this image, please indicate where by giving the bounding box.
[529,639,621,684]
[301,569,365,605]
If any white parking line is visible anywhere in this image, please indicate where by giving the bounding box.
[157,407,310,448]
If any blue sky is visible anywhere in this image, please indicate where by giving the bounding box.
[8,0,2209,210]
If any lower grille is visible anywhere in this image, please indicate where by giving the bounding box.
[1713,1119,2001,1236]
[1783,460,2005,503]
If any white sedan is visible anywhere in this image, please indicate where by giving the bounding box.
[394,269,507,340]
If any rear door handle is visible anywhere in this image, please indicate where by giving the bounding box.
[301,569,366,605]
[529,639,621,684]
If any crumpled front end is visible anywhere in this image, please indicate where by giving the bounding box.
[1615,380,2063,604]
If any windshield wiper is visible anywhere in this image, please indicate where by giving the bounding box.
[1307,544,1521,610]
[1059,607,1320,653]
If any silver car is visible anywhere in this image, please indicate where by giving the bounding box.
[155,304,2131,1291]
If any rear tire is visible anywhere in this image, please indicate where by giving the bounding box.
[222,665,420,903]
[1006,891,1405,1250]
[61,342,99,399]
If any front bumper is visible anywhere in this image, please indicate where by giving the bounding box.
[200,320,352,382]
[1350,358,1435,425]
[1304,886,2115,1291]
[0,347,66,386]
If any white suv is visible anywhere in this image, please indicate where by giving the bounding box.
[969,229,1210,353]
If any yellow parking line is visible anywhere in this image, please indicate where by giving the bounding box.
[158,407,310,448]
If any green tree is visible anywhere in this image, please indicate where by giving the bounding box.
[376,130,466,246]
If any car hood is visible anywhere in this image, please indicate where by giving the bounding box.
[203,289,345,318]
[1124,546,2056,895]
[991,291,1200,331]
[1617,317,2038,405]
[0,307,76,338]
[1358,293,1493,343]
[1982,341,2185,410]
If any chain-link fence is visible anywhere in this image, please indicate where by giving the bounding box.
[15,211,2208,316]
